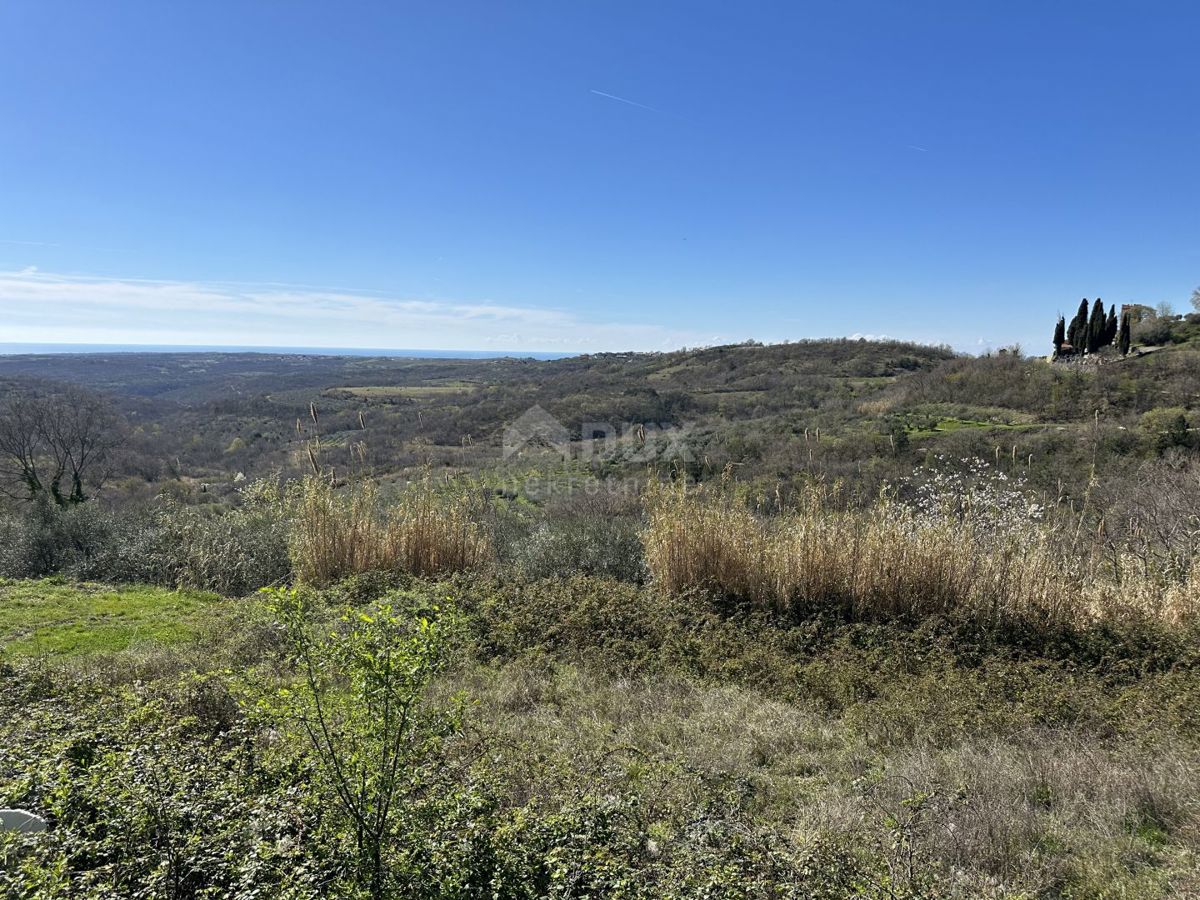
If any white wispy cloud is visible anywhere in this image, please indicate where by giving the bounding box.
[0,269,716,352]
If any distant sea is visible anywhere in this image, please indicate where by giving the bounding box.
[0,343,574,360]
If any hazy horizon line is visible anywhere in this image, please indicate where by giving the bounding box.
[0,334,964,360]
[0,341,576,360]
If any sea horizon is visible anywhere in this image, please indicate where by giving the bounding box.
[0,342,575,360]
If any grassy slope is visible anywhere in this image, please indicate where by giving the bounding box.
[0,579,221,657]
[4,574,1199,896]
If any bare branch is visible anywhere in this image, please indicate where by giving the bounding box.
[0,379,123,505]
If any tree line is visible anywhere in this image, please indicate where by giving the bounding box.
[1052,298,1131,357]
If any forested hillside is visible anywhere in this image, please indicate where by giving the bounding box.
[2,338,1200,898]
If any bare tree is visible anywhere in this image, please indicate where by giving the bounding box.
[0,381,122,505]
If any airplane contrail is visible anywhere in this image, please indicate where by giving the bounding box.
[906,144,930,152]
[590,89,662,113]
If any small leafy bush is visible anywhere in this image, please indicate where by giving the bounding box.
[514,515,645,582]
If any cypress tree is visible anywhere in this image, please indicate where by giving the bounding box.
[1087,297,1106,353]
[1118,310,1132,355]
[1105,304,1117,346]
[1053,315,1065,353]
[1068,298,1089,349]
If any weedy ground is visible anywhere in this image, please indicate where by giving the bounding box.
[2,450,1200,897]
[3,571,1199,898]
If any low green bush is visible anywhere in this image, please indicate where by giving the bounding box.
[513,516,645,583]
[0,482,290,595]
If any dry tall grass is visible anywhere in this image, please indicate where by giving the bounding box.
[289,475,492,585]
[642,479,1198,627]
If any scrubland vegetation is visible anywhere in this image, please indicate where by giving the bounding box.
[644,474,1198,627]
[4,336,1200,897]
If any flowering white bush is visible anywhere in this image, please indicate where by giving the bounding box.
[902,455,1045,537]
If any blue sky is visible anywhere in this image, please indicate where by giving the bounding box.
[1,1,1197,354]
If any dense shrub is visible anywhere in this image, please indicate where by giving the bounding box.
[514,516,645,582]
[1140,407,1197,455]
[0,481,291,594]
[0,497,121,578]
[2,594,958,900]
[0,673,332,899]
[1134,315,1180,346]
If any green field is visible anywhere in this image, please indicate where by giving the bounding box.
[0,579,220,657]
[329,382,475,400]
[904,415,1044,438]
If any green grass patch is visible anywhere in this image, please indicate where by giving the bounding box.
[697,389,767,402]
[332,383,474,400]
[904,415,1045,438]
[906,416,996,437]
[843,375,898,388]
[0,579,222,658]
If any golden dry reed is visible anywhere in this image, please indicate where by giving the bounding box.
[642,480,1198,627]
[289,474,491,585]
